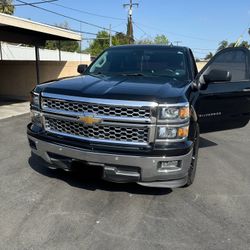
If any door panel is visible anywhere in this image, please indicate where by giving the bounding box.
[195,48,250,133]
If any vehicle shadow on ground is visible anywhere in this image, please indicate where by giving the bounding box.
[199,137,218,148]
[28,154,172,196]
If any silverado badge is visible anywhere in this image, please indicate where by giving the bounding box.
[78,115,102,126]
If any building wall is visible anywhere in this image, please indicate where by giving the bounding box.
[0,60,89,100]
[196,61,208,72]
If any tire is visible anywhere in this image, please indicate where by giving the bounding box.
[183,124,200,187]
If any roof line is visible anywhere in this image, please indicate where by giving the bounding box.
[0,13,81,40]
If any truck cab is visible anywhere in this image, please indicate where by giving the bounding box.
[27,45,250,188]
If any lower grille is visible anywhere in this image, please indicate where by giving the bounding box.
[44,117,149,144]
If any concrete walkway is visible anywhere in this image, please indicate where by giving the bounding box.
[0,101,30,120]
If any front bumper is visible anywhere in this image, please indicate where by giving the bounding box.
[27,131,193,188]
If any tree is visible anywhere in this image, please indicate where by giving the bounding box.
[85,31,110,56]
[44,21,80,52]
[154,34,169,45]
[217,40,228,52]
[136,34,169,45]
[228,42,237,48]
[239,40,249,48]
[86,31,134,56]
[0,0,14,14]
[112,32,130,46]
[136,38,153,44]
[204,52,213,60]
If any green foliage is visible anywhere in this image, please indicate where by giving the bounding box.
[217,40,229,52]
[112,32,130,46]
[87,32,170,55]
[154,34,169,45]
[0,0,14,15]
[86,31,135,56]
[44,21,80,52]
[204,52,213,60]
[136,34,169,45]
[136,38,154,45]
[204,39,250,60]
[217,40,250,52]
[239,40,250,48]
[45,40,80,52]
[85,31,110,56]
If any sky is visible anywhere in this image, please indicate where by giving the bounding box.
[13,0,250,58]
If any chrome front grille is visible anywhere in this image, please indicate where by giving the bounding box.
[42,98,151,119]
[44,117,149,144]
[41,94,157,145]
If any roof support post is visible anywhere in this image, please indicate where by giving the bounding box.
[0,41,2,60]
[58,40,61,61]
[35,45,40,85]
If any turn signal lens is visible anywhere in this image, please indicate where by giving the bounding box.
[177,126,189,138]
[179,107,190,119]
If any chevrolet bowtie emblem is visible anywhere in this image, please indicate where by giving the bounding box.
[78,115,102,126]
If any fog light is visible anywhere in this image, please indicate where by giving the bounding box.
[158,161,181,173]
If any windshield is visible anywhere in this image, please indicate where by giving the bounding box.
[87,47,189,81]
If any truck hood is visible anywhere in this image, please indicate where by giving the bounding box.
[38,75,189,103]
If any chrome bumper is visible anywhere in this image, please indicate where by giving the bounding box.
[27,135,193,188]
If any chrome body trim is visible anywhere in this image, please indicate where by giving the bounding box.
[42,108,153,123]
[41,92,158,108]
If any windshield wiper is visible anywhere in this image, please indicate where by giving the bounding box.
[88,72,107,77]
[121,73,147,77]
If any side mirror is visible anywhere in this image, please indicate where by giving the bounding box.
[203,69,232,84]
[77,64,88,74]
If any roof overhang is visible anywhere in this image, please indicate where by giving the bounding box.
[0,13,81,46]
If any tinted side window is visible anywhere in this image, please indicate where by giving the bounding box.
[201,50,248,82]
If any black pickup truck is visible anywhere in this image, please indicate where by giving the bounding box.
[27,45,250,188]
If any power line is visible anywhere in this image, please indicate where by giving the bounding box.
[14,0,58,6]
[15,0,121,33]
[133,21,220,42]
[133,22,154,40]
[47,1,126,21]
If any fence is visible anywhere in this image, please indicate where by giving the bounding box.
[0,42,90,62]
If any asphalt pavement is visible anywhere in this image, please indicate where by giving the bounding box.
[0,114,250,250]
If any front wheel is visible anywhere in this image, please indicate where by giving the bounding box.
[183,125,200,187]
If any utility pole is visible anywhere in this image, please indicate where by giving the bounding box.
[109,24,112,47]
[174,41,182,46]
[123,0,139,44]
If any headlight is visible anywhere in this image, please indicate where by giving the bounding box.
[157,126,189,140]
[30,92,40,108]
[159,105,189,121]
